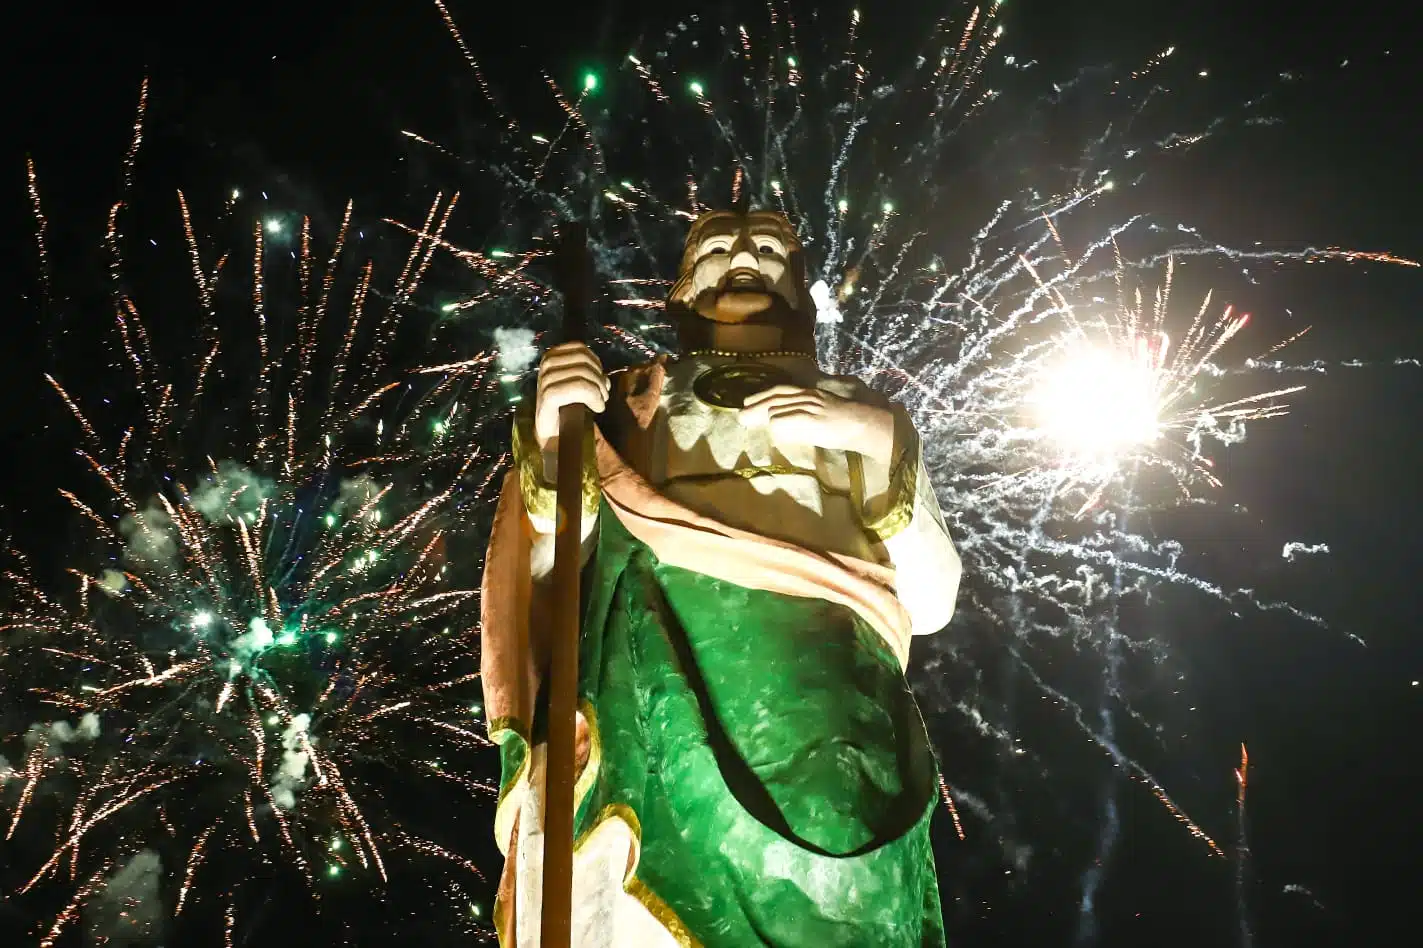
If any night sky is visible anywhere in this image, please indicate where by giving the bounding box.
[3,1,1420,946]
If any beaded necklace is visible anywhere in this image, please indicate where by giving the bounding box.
[683,348,815,360]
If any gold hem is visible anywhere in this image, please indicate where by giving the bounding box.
[625,875,702,948]
[493,803,700,948]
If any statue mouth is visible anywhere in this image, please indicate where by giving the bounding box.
[686,269,793,325]
[721,267,767,291]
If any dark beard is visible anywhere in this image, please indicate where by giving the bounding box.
[692,285,796,325]
[670,293,815,354]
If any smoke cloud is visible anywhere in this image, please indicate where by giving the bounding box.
[333,474,381,516]
[190,460,276,523]
[86,850,164,945]
[24,712,101,755]
[117,506,177,565]
[494,327,539,376]
[270,713,313,810]
[809,279,843,324]
[229,617,276,669]
[98,569,129,596]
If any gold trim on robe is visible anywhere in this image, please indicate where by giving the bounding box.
[512,410,600,524]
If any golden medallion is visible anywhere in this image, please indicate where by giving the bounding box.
[691,362,793,410]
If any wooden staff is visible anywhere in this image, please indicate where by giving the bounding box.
[541,221,591,948]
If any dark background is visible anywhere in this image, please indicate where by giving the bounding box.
[3,1,1420,945]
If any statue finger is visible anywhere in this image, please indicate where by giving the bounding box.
[740,384,808,407]
[538,364,607,398]
[540,362,606,388]
[740,395,821,417]
[760,395,825,414]
[541,346,601,369]
[767,404,824,421]
[551,378,607,412]
[540,345,603,373]
[742,397,821,427]
[544,340,594,358]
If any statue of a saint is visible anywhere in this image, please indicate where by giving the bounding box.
[481,208,962,946]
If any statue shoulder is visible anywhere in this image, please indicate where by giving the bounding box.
[606,354,672,435]
[611,354,672,398]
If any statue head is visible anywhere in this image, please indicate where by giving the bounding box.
[667,209,816,353]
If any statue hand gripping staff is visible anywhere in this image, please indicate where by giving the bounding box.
[481,209,963,947]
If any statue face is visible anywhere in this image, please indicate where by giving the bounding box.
[671,211,804,325]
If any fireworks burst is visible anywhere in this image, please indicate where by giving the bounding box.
[1006,255,1306,513]
[7,1,1409,941]
[407,0,1415,925]
[2,102,503,942]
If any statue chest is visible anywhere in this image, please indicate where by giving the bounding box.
[603,355,882,564]
[656,360,838,481]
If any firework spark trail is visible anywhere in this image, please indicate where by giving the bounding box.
[1235,744,1254,948]
[25,156,51,311]
[38,862,111,948]
[937,774,966,841]
[430,0,513,132]
[408,0,1413,927]
[5,174,504,939]
[121,77,149,193]
[1076,490,1137,946]
[1006,644,1222,857]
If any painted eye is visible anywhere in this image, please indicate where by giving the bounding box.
[757,243,777,254]
[709,246,729,254]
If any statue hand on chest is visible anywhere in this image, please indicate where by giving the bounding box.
[739,383,895,465]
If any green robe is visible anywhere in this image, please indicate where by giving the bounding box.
[499,500,945,946]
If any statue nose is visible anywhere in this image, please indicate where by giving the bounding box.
[729,248,759,270]
[729,234,759,271]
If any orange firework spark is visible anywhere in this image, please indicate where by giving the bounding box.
[938,775,967,841]
[25,156,51,307]
[627,53,670,103]
[429,0,513,132]
[6,156,502,943]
